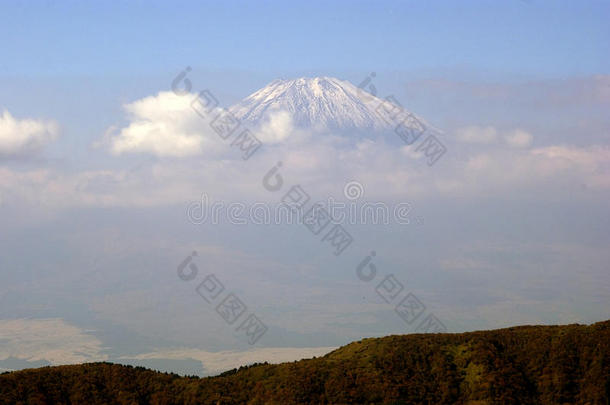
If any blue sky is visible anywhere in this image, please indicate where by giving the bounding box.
[2,0,609,76]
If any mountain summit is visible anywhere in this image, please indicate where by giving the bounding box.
[230,76,420,133]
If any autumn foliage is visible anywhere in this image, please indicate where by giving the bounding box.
[1,320,609,404]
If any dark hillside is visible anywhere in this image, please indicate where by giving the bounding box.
[1,320,609,404]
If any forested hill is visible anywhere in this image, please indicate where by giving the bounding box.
[1,320,609,404]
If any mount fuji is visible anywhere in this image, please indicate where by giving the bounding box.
[229,76,430,135]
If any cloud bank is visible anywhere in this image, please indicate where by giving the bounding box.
[0,318,107,365]
[108,92,225,157]
[0,110,58,157]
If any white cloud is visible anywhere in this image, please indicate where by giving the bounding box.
[456,126,534,149]
[0,110,58,156]
[450,144,610,194]
[108,91,225,157]
[107,91,307,158]
[255,109,297,143]
[529,145,610,188]
[456,126,497,144]
[0,318,107,365]
[504,129,533,148]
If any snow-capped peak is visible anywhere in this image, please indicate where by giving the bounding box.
[230,76,421,133]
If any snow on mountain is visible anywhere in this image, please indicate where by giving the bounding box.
[229,76,427,134]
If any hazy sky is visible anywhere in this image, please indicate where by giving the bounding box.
[0,0,609,376]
